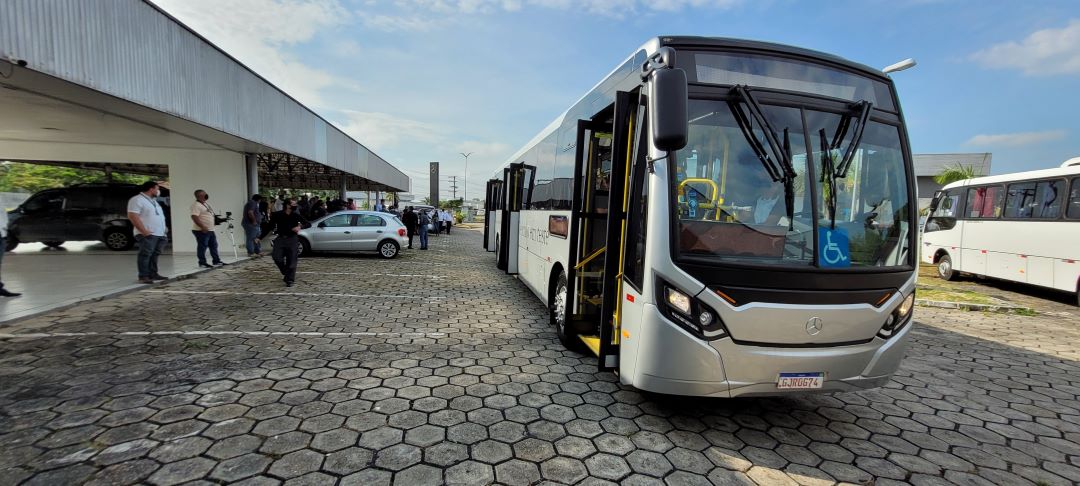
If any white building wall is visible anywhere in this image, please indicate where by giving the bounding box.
[0,140,246,253]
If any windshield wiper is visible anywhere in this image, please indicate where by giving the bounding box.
[728,85,797,229]
[833,100,872,178]
[819,100,874,230]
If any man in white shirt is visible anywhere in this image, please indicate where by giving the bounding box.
[127,181,169,284]
[441,209,454,235]
[190,189,226,268]
[0,207,20,297]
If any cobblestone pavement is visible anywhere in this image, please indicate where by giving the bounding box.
[2,229,1080,486]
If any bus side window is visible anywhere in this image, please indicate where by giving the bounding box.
[965,185,1004,219]
[1004,182,1037,219]
[1033,179,1066,219]
[1068,177,1080,219]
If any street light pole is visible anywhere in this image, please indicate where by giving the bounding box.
[460,152,472,209]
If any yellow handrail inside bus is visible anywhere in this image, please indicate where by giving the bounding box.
[575,247,606,270]
[673,178,717,208]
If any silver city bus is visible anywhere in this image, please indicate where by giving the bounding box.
[483,37,917,397]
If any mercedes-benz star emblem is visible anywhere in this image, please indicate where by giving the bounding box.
[806,317,823,336]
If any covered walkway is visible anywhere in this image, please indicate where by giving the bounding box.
[1,0,408,320]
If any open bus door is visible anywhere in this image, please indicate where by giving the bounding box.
[566,91,639,371]
[484,179,500,252]
[498,162,533,274]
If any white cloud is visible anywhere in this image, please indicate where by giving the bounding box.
[970,19,1080,75]
[456,141,514,159]
[964,130,1066,147]
[357,0,742,30]
[335,110,444,152]
[152,0,356,107]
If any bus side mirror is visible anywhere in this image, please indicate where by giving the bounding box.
[928,191,943,212]
[649,68,688,152]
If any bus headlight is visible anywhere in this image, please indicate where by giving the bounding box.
[878,291,915,339]
[666,287,692,315]
[658,279,728,341]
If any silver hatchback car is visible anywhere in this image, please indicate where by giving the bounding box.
[298,211,408,258]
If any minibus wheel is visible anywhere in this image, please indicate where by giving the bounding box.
[551,272,582,351]
[937,254,956,281]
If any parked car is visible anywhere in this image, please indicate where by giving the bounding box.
[5,183,171,251]
[297,210,408,258]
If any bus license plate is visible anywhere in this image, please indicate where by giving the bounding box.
[777,372,824,389]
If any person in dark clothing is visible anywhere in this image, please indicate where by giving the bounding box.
[310,200,327,220]
[258,198,304,287]
[402,206,418,249]
[418,209,431,250]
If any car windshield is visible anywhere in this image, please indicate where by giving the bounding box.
[673,98,912,268]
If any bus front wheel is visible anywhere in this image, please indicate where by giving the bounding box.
[551,272,582,351]
[937,254,956,281]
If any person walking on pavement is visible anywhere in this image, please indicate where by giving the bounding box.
[0,207,21,297]
[402,206,418,249]
[441,209,453,235]
[190,190,227,269]
[258,198,303,287]
[243,194,263,257]
[418,209,431,250]
[128,180,169,284]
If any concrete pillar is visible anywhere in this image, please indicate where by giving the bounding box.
[339,173,347,201]
[245,153,258,198]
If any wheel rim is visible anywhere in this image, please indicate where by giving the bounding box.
[939,259,951,277]
[381,242,396,257]
[554,278,567,333]
[106,233,127,249]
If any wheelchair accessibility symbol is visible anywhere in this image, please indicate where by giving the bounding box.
[818,228,850,268]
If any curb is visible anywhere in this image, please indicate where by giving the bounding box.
[916,299,1034,314]
[0,257,256,326]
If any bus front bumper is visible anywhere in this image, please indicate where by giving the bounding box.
[628,305,913,398]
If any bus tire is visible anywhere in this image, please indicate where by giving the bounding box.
[551,271,583,351]
[937,254,956,281]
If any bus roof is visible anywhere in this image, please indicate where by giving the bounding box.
[492,36,893,179]
[941,161,1080,190]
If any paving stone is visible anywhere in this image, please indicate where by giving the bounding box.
[147,457,216,486]
[85,458,160,486]
[310,428,357,452]
[259,431,312,455]
[206,434,262,460]
[446,460,495,486]
[374,443,422,471]
[495,459,542,485]
[357,427,403,450]
[267,450,323,479]
[210,453,272,482]
[585,453,632,481]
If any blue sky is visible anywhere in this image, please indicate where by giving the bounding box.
[155,0,1079,199]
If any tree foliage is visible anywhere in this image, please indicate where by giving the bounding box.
[0,161,147,193]
[933,163,978,186]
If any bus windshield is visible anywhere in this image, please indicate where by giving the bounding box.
[673,98,912,268]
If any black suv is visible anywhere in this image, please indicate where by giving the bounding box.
[5,183,171,251]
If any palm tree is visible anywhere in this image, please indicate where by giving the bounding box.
[934,163,978,185]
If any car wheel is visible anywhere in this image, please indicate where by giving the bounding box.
[378,240,399,259]
[299,238,311,257]
[937,253,956,281]
[43,241,64,248]
[103,228,134,251]
[551,272,583,351]
[4,237,18,252]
